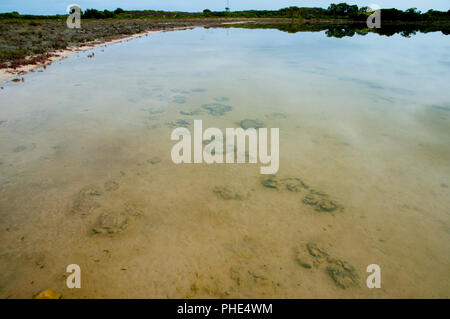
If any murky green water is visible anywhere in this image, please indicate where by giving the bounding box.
[0,27,449,298]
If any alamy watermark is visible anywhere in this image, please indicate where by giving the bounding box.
[66,264,81,288]
[170,120,279,175]
[66,4,81,29]
[366,4,381,29]
[366,264,381,288]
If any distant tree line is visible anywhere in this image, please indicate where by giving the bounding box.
[82,8,125,19]
[0,11,61,19]
[1,3,449,22]
[228,22,450,38]
[77,5,450,21]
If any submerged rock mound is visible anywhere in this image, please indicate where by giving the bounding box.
[92,211,130,235]
[72,186,102,215]
[213,186,244,200]
[302,191,341,213]
[166,119,190,128]
[261,175,342,213]
[239,119,265,129]
[294,242,359,289]
[326,258,360,289]
[261,176,309,192]
[295,243,328,269]
[202,103,232,116]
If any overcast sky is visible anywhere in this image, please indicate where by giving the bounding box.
[1,1,449,15]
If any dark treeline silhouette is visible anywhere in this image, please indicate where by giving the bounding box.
[1,3,449,22]
[223,22,450,38]
[81,5,450,22]
[82,8,125,19]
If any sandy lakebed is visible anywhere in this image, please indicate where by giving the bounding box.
[0,23,449,299]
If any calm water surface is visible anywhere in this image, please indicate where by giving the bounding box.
[0,27,449,298]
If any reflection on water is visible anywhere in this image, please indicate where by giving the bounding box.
[224,22,450,38]
[0,27,449,298]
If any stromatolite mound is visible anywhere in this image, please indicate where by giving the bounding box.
[72,186,102,215]
[294,242,359,289]
[261,176,280,189]
[202,103,232,116]
[92,211,130,235]
[213,186,243,200]
[295,243,328,269]
[239,119,265,129]
[326,258,360,289]
[302,191,340,213]
[282,177,309,192]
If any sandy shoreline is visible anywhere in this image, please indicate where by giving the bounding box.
[0,25,206,83]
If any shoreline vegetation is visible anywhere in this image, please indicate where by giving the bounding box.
[0,19,234,82]
[1,3,449,82]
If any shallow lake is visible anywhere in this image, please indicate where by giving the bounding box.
[0,27,449,298]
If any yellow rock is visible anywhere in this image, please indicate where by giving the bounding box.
[34,288,61,299]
